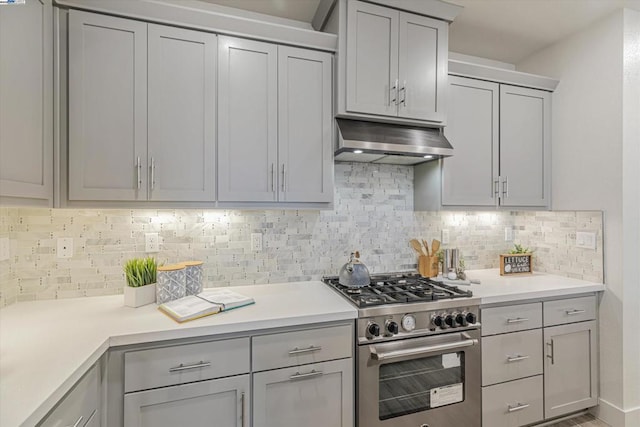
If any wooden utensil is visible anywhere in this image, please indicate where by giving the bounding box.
[431,239,441,255]
[410,239,425,256]
[422,239,430,256]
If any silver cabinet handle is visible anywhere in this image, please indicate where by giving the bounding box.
[136,156,142,190]
[506,355,530,363]
[506,317,529,324]
[508,403,530,413]
[240,392,245,427]
[547,340,555,365]
[168,361,211,373]
[67,415,83,427]
[150,157,156,190]
[502,176,509,198]
[290,369,324,381]
[289,345,322,356]
[399,80,407,106]
[390,79,398,106]
[566,309,586,315]
[281,164,286,192]
[271,163,275,192]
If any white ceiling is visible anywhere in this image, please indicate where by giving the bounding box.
[202,0,640,64]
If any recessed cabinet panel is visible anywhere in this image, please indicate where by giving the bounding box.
[218,37,278,202]
[278,47,333,203]
[68,10,147,201]
[499,85,551,207]
[148,25,216,201]
[398,12,447,122]
[443,77,499,206]
[0,0,52,204]
[346,0,398,116]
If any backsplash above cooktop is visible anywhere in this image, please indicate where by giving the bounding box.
[0,163,603,307]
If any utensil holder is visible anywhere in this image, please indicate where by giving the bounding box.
[156,264,186,304]
[418,255,439,278]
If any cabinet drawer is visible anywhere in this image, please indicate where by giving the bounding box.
[544,295,596,326]
[482,329,543,386]
[482,303,542,336]
[252,324,352,372]
[40,364,99,427]
[124,337,249,393]
[482,375,544,427]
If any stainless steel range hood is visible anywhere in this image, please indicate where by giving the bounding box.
[334,118,453,165]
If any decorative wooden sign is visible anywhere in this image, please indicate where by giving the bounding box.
[500,254,532,275]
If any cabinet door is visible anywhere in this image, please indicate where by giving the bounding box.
[0,0,53,205]
[442,76,499,206]
[346,0,398,117]
[397,11,448,122]
[148,25,216,202]
[124,374,249,427]
[544,320,598,419]
[68,10,147,201]
[40,365,99,427]
[499,85,551,207]
[253,359,353,427]
[218,36,277,202]
[278,47,333,203]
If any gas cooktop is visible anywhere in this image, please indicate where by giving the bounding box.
[322,272,472,308]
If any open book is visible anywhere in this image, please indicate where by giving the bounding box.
[158,288,255,323]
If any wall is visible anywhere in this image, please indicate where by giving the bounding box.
[518,8,640,426]
[0,162,603,307]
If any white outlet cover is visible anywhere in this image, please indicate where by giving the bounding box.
[441,229,450,245]
[57,238,73,258]
[504,227,514,241]
[0,238,10,261]
[576,231,597,250]
[251,233,263,252]
[145,233,160,253]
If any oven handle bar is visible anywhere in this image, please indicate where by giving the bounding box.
[370,334,479,362]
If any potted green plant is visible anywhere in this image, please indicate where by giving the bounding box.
[123,257,158,307]
[500,244,533,275]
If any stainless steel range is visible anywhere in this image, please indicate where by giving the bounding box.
[323,272,481,427]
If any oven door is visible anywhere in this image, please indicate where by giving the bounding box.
[357,329,481,427]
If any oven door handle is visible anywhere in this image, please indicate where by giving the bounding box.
[370,333,479,362]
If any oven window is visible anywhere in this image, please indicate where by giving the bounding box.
[378,351,464,420]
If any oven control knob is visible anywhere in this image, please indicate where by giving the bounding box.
[367,322,381,337]
[444,314,455,327]
[432,315,444,328]
[386,320,399,335]
[455,313,467,326]
[466,312,477,324]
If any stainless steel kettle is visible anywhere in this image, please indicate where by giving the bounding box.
[338,251,371,288]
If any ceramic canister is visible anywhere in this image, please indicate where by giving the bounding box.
[182,261,204,296]
[156,264,186,304]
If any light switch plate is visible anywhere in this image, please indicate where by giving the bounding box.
[0,238,10,261]
[57,238,73,258]
[441,229,450,245]
[576,231,597,250]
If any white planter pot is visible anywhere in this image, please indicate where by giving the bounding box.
[123,283,157,308]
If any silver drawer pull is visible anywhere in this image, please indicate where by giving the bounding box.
[506,317,529,324]
[68,416,83,427]
[289,345,322,356]
[289,369,324,381]
[566,309,586,315]
[508,403,530,413]
[506,355,530,362]
[168,361,211,373]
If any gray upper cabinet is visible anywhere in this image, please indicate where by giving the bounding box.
[438,77,551,208]
[218,37,333,204]
[278,46,333,203]
[147,24,216,202]
[68,11,216,202]
[0,0,53,206]
[217,36,278,203]
[344,0,447,124]
[68,10,148,201]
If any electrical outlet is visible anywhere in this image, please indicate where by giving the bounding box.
[145,233,160,252]
[576,231,597,250]
[251,233,263,252]
[504,227,514,241]
[441,229,450,245]
[0,238,10,261]
[57,238,73,258]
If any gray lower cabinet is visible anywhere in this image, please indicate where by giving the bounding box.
[123,375,249,427]
[217,36,333,204]
[433,76,551,209]
[68,10,216,202]
[253,359,353,427]
[0,0,53,206]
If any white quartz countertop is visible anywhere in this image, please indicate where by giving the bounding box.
[0,281,357,427]
[0,271,605,426]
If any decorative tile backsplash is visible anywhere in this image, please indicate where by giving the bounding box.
[0,163,603,307]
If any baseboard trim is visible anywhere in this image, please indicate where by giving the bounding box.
[593,398,640,426]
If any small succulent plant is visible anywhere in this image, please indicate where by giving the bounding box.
[123,257,157,288]
[509,244,531,254]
